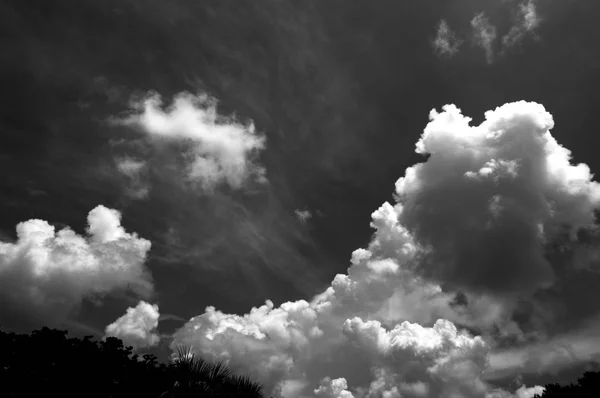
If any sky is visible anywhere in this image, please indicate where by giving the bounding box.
[1,0,600,397]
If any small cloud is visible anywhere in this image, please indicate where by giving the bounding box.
[432,19,462,57]
[294,209,312,223]
[502,0,541,49]
[116,157,149,199]
[314,377,354,398]
[105,301,160,350]
[471,12,498,63]
[113,91,267,193]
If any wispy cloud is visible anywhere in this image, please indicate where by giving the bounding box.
[294,209,312,223]
[116,157,149,199]
[502,0,542,50]
[432,19,462,57]
[436,0,542,64]
[471,12,498,64]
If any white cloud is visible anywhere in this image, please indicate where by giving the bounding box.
[502,0,541,49]
[432,20,462,57]
[105,300,160,349]
[315,378,354,398]
[115,91,267,192]
[295,209,312,223]
[172,100,600,397]
[471,13,498,63]
[486,385,545,398]
[0,205,153,330]
[404,101,600,295]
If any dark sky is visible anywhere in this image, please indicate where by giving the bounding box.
[2,0,600,396]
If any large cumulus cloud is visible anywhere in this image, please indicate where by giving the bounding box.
[398,101,600,295]
[0,205,153,331]
[172,101,600,397]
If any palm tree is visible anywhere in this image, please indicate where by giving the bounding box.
[161,346,270,398]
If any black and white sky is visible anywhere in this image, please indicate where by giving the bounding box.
[2,0,600,397]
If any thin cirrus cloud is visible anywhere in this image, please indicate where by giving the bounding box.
[433,0,542,63]
[104,300,160,350]
[116,157,150,199]
[0,205,153,331]
[471,12,498,64]
[112,91,267,194]
[502,0,542,49]
[432,19,462,58]
[171,100,600,397]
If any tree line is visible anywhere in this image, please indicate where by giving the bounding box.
[1,326,598,397]
[0,327,271,398]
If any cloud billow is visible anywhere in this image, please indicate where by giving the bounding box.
[114,91,267,193]
[105,300,160,350]
[0,205,153,331]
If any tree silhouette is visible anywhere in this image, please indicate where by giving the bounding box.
[534,369,600,397]
[0,327,270,398]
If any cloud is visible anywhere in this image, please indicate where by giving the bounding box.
[487,315,600,381]
[502,0,541,50]
[114,91,267,192]
[295,209,312,223]
[486,385,545,398]
[314,378,354,398]
[116,157,149,199]
[343,318,492,398]
[170,100,600,397]
[471,13,498,64]
[0,205,153,331]
[105,300,160,349]
[402,101,600,295]
[432,20,462,58]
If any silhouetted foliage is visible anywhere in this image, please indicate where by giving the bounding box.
[534,369,600,398]
[0,327,269,398]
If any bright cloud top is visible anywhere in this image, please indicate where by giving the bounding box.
[0,205,153,329]
[117,91,266,191]
[105,300,160,349]
[171,100,600,397]
[407,101,600,294]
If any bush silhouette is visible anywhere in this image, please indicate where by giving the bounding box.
[0,327,269,398]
